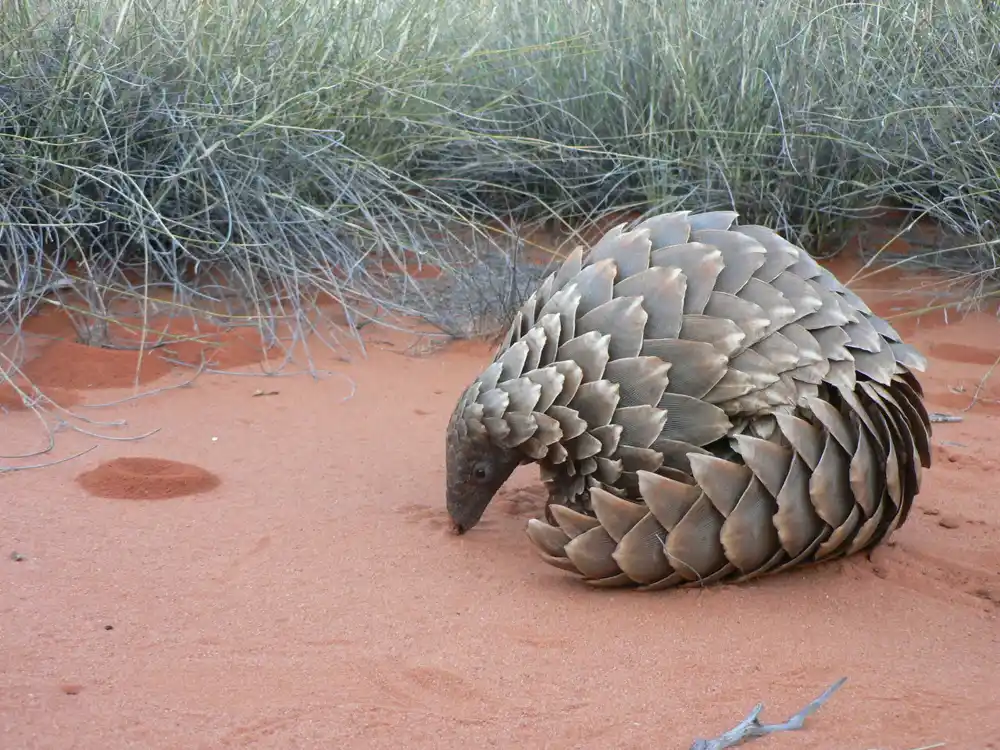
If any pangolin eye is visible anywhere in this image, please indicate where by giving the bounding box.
[472,465,489,481]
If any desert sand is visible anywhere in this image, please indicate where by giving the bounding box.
[2,232,999,750]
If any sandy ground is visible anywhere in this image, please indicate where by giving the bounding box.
[2,246,999,750]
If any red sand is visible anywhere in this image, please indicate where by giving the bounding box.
[2,246,999,749]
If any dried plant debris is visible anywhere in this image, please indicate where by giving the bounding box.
[689,677,847,750]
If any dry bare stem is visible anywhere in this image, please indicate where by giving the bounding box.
[959,351,1000,414]
[688,677,847,750]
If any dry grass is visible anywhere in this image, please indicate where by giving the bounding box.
[1,0,999,359]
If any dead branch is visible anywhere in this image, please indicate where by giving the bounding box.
[688,677,847,750]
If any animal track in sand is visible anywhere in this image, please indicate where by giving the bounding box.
[366,661,486,719]
[932,443,997,471]
[868,540,1000,611]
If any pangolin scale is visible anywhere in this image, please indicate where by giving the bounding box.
[444,210,932,590]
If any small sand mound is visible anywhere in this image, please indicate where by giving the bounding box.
[76,457,221,499]
[21,340,174,390]
[0,380,80,411]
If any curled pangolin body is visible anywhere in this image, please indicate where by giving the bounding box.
[447,210,931,590]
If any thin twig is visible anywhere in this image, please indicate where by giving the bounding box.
[928,412,964,423]
[688,677,847,750]
[0,445,99,474]
[64,423,162,441]
[78,359,208,408]
[960,351,1000,414]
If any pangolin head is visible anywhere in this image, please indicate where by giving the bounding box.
[445,380,523,534]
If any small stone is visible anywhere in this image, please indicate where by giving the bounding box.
[938,516,961,529]
[104,624,114,631]
[9,551,24,561]
[922,508,940,516]
[60,684,82,695]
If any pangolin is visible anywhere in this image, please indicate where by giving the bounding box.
[444,210,932,590]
